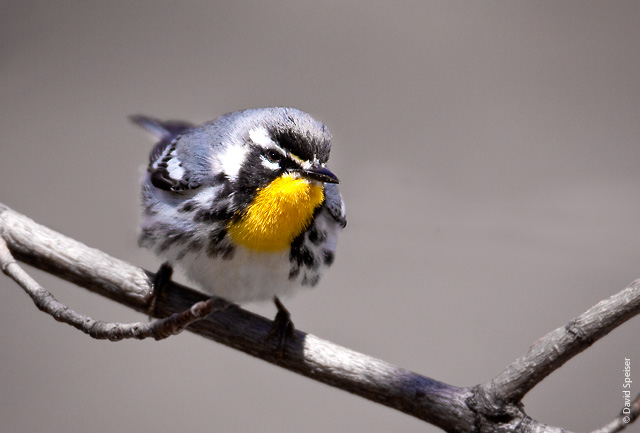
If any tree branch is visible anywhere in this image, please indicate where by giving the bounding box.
[591,392,640,433]
[0,236,226,340]
[0,203,473,431]
[478,280,640,405]
[1,202,638,433]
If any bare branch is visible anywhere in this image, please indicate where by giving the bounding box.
[478,280,640,404]
[0,235,226,340]
[0,206,152,311]
[0,204,473,431]
[2,202,639,433]
[591,392,640,433]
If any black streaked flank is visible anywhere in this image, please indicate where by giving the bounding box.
[308,226,327,245]
[194,206,233,224]
[156,227,192,253]
[206,242,235,260]
[179,200,195,213]
[206,229,235,260]
[322,250,335,266]
[288,266,300,280]
[290,233,320,271]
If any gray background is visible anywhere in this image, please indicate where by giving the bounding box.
[2,1,639,432]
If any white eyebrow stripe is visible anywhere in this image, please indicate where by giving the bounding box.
[249,127,276,148]
[249,126,314,170]
[248,127,290,157]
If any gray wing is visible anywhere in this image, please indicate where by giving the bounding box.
[131,115,202,192]
[323,183,347,228]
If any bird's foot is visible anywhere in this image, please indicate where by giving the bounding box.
[269,296,296,358]
[148,262,173,318]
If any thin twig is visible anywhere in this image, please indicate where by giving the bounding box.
[591,392,640,433]
[0,236,226,340]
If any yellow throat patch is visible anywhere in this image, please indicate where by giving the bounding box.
[228,174,324,252]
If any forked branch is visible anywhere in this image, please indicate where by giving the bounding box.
[0,238,226,340]
[1,203,638,433]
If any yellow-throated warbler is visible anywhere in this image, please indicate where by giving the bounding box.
[132,108,346,339]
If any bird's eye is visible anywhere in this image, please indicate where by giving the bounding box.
[266,150,281,163]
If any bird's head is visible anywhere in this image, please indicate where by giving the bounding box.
[215,108,340,251]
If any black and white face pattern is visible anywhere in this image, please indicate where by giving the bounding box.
[226,123,332,213]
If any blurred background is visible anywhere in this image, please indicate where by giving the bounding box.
[2,1,640,432]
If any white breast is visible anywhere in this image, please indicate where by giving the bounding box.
[176,246,301,303]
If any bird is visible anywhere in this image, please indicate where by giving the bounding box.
[131,107,346,347]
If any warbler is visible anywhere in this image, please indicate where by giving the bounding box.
[131,107,346,336]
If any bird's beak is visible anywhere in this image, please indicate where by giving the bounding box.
[298,166,340,184]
